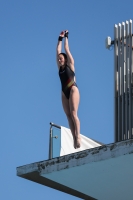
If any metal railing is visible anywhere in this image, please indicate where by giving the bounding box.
[49,122,61,159]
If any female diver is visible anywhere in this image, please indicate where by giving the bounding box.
[56,30,81,148]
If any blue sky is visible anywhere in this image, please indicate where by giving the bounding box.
[0,0,133,199]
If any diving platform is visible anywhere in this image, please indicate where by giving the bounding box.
[17,139,133,200]
[17,19,133,199]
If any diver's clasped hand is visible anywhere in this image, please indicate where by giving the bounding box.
[58,30,69,41]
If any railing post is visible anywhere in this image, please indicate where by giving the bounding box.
[114,24,118,142]
[49,123,53,159]
[118,23,122,141]
[125,21,129,140]
[129,20,132,139]
[121,22,125,140]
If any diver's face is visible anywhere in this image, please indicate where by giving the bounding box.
[58,54,66,66]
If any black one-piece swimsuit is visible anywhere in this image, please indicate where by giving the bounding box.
[59,65,78,99]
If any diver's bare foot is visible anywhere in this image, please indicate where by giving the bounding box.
[73,137,77,149]
[76,136,81,149]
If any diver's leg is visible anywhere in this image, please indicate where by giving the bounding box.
[61,92,76,148]
[69,86,81,148]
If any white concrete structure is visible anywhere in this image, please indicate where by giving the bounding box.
[17,139,133,200]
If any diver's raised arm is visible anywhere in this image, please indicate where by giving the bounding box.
[56,31,65,68]
[64,31,74,71]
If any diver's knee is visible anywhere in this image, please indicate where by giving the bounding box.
[66,112,72,120]
[70,111,77,120]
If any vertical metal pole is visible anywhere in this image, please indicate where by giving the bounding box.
[114,24,118,142]
[127,56,130,139]
[125,21,129,140]
[132,35,133,137]
[49,124,53,159]
[124,55,126,139]
[124,32,126,140]
[118,23,122,141]
[126,21,129,139]
[129,20,132,138]
[121,22,125,140]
